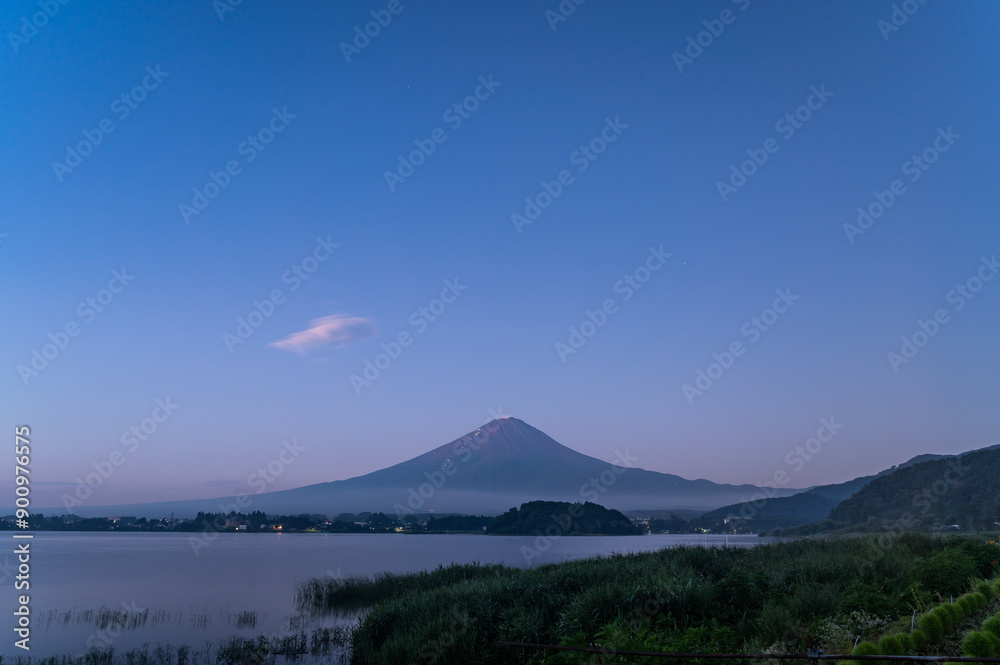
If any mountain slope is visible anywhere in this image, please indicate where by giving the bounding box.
[47,417,799,518]
[806,453,948,502]
[690,493,840,533]
[687,452,950,533]
[826,447,1000,530]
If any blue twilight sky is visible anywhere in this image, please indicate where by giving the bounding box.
[2,1,999,509]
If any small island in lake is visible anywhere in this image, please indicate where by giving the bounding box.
[486,500,642,536]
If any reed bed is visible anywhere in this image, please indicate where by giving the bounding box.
[0,626,351,665]
[292,533,1000,665]
[295,562,512,613]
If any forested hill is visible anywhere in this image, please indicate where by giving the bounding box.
[826,447,1000,530]
[680,450,949,533]
[689,492,839,533]
[485,501,641,535]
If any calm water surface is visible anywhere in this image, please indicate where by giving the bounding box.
[1,532,769,657]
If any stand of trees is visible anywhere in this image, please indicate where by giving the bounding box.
[486,501,641,535]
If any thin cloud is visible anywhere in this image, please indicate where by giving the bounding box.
[270,314,377,354]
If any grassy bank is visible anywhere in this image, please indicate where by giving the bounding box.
[297,533,1000,664]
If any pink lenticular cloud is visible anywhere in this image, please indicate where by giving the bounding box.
[270,314,377,354]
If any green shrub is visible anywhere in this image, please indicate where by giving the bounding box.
[932,607,954,633]
[918,612,945,642]
[843,641,878,665]
[878,632,909,655]
[909,629,928,651]
[982,615,1000,639]
[961,630,999,657]
[977,581,994,600]
[958,595,973,615]
[945,602,964,625]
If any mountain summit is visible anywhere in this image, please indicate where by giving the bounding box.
[364,417,622,491]
[52,417,797,518]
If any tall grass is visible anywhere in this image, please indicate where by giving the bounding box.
[295,534,999,665]
[296,562,512,613]
[0,626,352,665]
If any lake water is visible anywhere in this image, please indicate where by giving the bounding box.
[1,532,768,658]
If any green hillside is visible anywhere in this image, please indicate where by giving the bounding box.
[826,447,1000,531]
[689,492,839,533]
[685,452,950,533]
